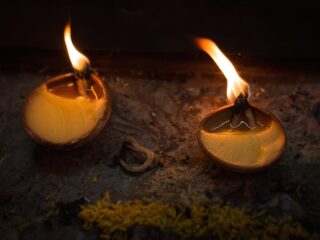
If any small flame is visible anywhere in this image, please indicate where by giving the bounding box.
[195,38,249,103]
[64,23,90,72]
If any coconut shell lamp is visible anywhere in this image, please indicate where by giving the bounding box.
[23,23,111,148]
[195,38,286,172]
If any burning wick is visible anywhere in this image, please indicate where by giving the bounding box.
[195,38,286,172]
[64,23,92,99]
[230,93,257,129]
[23,23,111,148]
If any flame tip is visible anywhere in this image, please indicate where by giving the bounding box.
[64,22,90,72]
[195,37,249,103]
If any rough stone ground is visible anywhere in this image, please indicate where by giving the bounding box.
[0,55,319,239]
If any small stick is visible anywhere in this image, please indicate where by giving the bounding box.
[245,107,256,129]
[75,77,89,98]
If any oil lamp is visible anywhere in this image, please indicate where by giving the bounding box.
[196,38,286,172]
[23,23,111,148]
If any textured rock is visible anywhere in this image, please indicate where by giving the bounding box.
[0,56,319,238]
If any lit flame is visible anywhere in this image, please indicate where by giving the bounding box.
[195,38,249,103]
[64,23,90,72]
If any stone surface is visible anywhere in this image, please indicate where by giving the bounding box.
[0,55,319,238]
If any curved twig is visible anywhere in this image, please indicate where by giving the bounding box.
[119,137,159,173]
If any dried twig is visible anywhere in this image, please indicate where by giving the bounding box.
[119,137,159,173]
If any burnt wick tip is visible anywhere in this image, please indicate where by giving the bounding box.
[74,62,93,80]
[230,94,257,129]
[74,64,93,98]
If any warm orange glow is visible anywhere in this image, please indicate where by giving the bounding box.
[195,38,249,103]
[64,23,90,72]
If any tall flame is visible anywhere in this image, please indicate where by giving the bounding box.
[64,23,90,72]
[195,38,249,103]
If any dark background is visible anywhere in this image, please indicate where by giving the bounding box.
[0,0,320,59]
[0,2,320,239]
